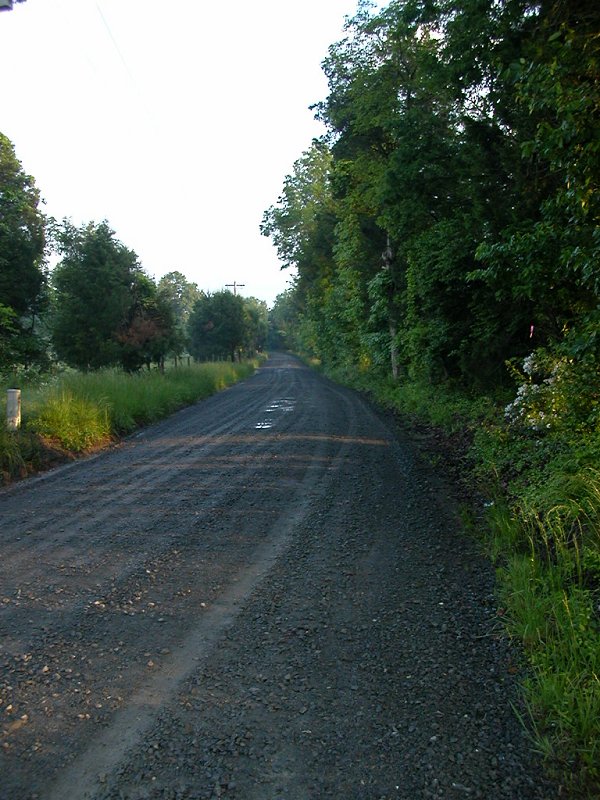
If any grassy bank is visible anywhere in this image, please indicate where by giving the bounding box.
[0,360,257,481]
[326,362,600,798]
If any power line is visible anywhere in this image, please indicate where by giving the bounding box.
[95,2,135,83]
[93,2,162,139]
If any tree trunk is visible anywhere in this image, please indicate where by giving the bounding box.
[389,321,399,381]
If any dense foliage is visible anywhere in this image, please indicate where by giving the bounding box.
[0,133,47,369]
[264,0,599,391]
[50,220,177,371]
[188,291,268,362]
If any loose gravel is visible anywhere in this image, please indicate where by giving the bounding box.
[0,354,558,799]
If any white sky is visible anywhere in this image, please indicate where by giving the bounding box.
[0,0,370,307]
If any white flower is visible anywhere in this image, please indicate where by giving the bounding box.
[522,354,536,375]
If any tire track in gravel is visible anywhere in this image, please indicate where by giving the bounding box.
[88,364,556,800]
[0,365,282,558]
[0,354,367,799]
[0,364,304,608]
[46,394,361,800]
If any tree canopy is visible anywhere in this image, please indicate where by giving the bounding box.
[188,291,247,363]
[188,291,267,363]
[263,0,600,390]
[157,270,202,352]
[50,220,177,371]
[0,132,47,368]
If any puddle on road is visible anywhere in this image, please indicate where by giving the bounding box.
[254,398,296,430]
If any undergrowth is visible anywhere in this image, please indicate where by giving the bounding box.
[327,358,600,798]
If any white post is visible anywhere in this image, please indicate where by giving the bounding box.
[6,389,21,431]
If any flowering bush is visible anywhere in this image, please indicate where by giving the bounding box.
[504,349,571,432]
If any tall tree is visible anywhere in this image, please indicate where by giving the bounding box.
[261,140,336,298]
[157,270,201,351]
[261,141,342,364]
[0,132,47,369]
[50,220,173,371]
[262,0,599,390]
[243,297,269,355]
[188,291,246,363]
[117,273,179,371]
[475,0,600,342]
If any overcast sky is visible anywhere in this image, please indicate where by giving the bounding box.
[0,0,370,306]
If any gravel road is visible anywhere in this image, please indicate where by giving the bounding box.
[0,353,557,800]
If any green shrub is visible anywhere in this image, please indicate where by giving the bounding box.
[27,391,112,452]
[498,554,600,790]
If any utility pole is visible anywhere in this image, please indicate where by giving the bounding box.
[225,281,245,296]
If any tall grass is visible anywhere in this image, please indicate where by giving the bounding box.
[40,361,256,436]
[0,360,257,464]
[491,470,600,793]
[27,391,112,451]
[0,428,26,480]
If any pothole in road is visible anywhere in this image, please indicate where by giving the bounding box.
[254,398,296,430]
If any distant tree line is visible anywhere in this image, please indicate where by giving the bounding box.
[0,132,267,374]
[263,0,599,394]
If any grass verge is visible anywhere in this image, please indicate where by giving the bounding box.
[0,360,257,481]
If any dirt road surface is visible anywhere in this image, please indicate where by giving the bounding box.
[0,354,556,800]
